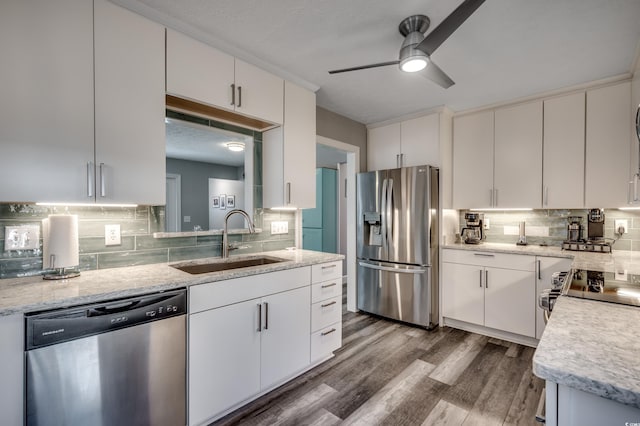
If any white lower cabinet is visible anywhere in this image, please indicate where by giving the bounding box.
[188,268,312,425]
[260,287,311,389]
[442,249,536,339]
[310,262,343,362]
[189,299,261,425]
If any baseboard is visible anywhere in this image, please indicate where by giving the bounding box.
[443,317,539,348]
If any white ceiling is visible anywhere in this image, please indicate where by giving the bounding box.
[165,118,250,167]
[116,0,640,125]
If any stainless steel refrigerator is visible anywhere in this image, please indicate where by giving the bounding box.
[356,165,439,329]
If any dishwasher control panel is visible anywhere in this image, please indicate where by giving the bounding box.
[25,289,187,350]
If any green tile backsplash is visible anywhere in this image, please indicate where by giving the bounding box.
[460,209,640,250]
[0,204,296,279]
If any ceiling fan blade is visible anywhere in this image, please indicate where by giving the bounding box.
[416,0,485,56]
[328,60,399,74]
[420,60,455,89]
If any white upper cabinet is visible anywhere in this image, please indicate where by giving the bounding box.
[0,0,94,203]
[543,93,585,208]
[94,0,165,205]
[453,110,495,209]
[367,123,401,171]
[166,29,284,125]
[166,29,235,112]
[401,114,441,167]
[494,101,543,208]
[234,59,284,125]
[0,0,165,205]
[367,112,445,171]
[585,82,631,207]
[263,81,316,209]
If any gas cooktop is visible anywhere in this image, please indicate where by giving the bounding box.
[562,269,640,307]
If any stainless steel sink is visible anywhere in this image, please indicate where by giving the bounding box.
[171,256,285,275]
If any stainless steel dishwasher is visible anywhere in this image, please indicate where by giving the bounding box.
[25,289,187,426]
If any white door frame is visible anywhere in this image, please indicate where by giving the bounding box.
[166,173,182,232]
[316,136,360,313]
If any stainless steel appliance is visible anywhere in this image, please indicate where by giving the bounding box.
[25,289,187,426]
[356,165,439,329]
[561,212,611,253]
[461,212,484,244]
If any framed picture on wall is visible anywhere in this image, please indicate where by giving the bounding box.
[212,196,220,208]
[227,195,235,208]
[219,194,226,209]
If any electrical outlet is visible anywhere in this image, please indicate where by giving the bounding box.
[271,221,288,235]
[4,225,40,251]
[615,219,628,235]
[483,219,490,230]
[105,224,121,246]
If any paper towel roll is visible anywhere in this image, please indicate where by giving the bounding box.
[43,215,79,269]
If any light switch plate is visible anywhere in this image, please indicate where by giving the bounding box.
[271,221,288,235]
[105,224,121,246]
[4,225,40,251]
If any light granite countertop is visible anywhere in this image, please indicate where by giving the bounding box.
[0,249,343,316]
[444,242,640,274]
[533,296,640,409]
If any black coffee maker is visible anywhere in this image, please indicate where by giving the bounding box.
[461,213,484,244]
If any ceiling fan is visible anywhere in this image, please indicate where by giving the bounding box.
[328,0,485,89]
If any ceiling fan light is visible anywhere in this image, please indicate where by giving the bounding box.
[226,142,245,152]
[400,56,427,72]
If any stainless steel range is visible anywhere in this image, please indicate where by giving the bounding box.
[539,268,640,319]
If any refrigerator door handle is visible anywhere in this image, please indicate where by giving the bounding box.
[358,261,426,274]
[386,178,394,247]
[381,178,388,248]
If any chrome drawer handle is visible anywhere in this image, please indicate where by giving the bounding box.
[321,328,336,336]
[321,264,337,269]
[321,301,337,308]
[321,283,337,289]
[473,253,494,257]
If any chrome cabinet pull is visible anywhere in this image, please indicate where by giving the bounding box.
[473,253,494,257]
[321,264,337,270]
[489,188,493,206]
[257,303,262,332]
[479,269,482,287]
[264,302,268,330]
[99,163,106,197]
[321,301,337,308]
[230,83,235,106]
[635,174,639,202]
[537,260,542,280]
[321,282,337,289]
[485,270,489,288]
[87,162,94,198]
[494,189,498,207]
[544,186,549,206]
[237,86,242,108]
[396,154,400,168]
[286,182,291,204]
[399,153,404,167]
[321,328,336,336]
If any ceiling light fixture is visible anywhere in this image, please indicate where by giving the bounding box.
[226,142,245,152]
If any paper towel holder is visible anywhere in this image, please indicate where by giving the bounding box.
[43,261,80,280]
[42,214,81,280]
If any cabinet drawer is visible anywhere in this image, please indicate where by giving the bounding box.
[311,296,341,332]
[189,266,311,313]
[311,261,342,283]
[442,249,535,271]
[311,279,342,303]
[311,324,342,362]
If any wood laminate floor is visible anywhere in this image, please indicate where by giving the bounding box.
[213,287,544,426]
